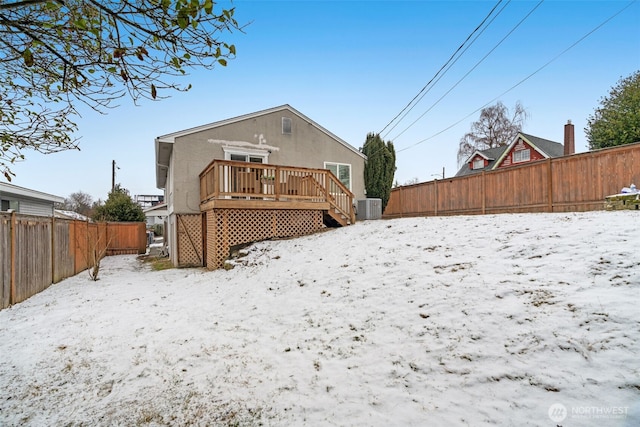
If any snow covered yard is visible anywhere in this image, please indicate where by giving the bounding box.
[0,211,638,426]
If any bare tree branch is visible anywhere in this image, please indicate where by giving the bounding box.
[457,101,528,168]
[0,0,245,179]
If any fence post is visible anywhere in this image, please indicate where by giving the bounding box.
[547,158,553,212]
[51,215,55,284]
[84,219,91,269]
[9,211,16,305]
[434,180,438,216]
[481,172,486,215]
[71,220,76,275]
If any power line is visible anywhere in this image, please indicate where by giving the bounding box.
[378,0,506,137]
[382,0,513,140]
[395,0,638,155]
[389,0,544,142]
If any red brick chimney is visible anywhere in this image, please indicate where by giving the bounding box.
[564,120,575,155]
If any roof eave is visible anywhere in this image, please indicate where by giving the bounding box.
[519,134,552,159]
[155,137,173,189]
[0,183,64,203]
[155,104,366,160]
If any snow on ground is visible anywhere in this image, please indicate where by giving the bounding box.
[0,211,639,426]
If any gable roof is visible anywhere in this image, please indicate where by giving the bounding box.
[492,133,564,167]
[155,104,365,188]
[520,133,564,158]
[471,150,494,161]
[455,132,565,177]
[455,145,509,177]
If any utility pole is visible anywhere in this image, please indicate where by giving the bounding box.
[111,160,117,193]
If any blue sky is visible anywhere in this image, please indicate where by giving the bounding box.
[10,0,640,202]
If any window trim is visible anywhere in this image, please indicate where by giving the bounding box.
[222,146,270,163]
[324,161,352,191]
[472,158,485,170]
[513,149,530,163]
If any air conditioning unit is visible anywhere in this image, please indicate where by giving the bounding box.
[356,198,382,220]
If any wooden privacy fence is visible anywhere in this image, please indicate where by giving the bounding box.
[0,214,146,309]
[384,142,640,218]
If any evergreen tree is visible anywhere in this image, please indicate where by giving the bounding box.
[586,71,640,150]
[362,133,396,212]
[93,185,145,222]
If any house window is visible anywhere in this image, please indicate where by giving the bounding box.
[282,117,292,134]
[513,149,530,163]
[230,154,264,163]
[472,158,485,170]
[223,147,270,164]
[1,199,19,212]
[325,162,351,190]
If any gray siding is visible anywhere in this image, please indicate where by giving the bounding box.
[171,109,366,214]
[20,199,54,216]
[1,196,54,217]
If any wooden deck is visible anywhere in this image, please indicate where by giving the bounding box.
[199,160,355,226]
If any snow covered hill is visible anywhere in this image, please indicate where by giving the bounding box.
[1,211,638,426]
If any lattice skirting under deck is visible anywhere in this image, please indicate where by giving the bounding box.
[205,208,323,269]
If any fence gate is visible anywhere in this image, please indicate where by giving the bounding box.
[176,214,203,267]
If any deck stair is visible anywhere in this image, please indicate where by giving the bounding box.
[299,175,352,227]
[324,208,350,227]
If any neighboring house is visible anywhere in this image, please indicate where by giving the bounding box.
[0,182,64,216]
[135,194,164,209]
[155,104,367,268]
[54,209,91,221]
[456,121,575,177]
[142,203,167,229]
